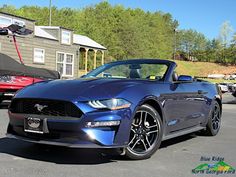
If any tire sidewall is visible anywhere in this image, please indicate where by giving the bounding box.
[208,101,221,136]
[125,104,163,160]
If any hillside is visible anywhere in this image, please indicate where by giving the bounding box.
[174,60,236,77]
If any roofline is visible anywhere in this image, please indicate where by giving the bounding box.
[36,26,60,29]
[34,35,58,41]
[0,12,36,22]
[77,44,107,50]
[37,26,74,31]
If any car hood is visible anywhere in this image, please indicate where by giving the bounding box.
[15,78,142,101]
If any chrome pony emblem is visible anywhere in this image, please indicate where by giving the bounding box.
[34,104,48,112]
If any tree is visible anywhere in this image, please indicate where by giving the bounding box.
[219,21,234,63]
[177,29,208,61]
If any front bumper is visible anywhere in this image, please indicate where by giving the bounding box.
[7,108,133,148]
[0,91,16,103]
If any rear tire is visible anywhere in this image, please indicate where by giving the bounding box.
[203,101,221,136]
[124,104,163,160]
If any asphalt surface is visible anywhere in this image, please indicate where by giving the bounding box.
[0,95,235,177]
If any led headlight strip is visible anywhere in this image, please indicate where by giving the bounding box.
[88,98,131,110]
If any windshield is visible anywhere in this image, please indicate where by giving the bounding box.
[84,61,169,80]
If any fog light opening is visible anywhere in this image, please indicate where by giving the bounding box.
[86,120,120,128]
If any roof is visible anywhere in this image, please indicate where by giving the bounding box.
[0,12,35,22]
[36,26,60,30]
[36,26,74,31]
[73,34,107,50]
[34,26,57,40]
[34,26,107,50]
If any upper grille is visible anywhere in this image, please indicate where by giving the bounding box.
[10,99,83,118]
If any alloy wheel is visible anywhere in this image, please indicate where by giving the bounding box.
[128,110,160,155]
[212,104,221,131]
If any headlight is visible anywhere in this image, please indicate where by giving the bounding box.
[88,98,131,110]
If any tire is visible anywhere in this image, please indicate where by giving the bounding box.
[124,104,163,160]
[203,101,221,136]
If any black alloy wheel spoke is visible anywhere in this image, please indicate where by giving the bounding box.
[128,110,159,154]
[212,105,220,131]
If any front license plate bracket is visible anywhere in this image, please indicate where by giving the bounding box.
[24,117,49,134]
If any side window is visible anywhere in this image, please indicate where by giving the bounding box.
[61,30,71,45]
[33,48,45,64]
[56,52,74,77]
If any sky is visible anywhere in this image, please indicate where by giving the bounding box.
[0,0,235,40]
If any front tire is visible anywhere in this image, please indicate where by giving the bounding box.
[125,104,163,160]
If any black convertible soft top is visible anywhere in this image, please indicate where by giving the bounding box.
[0,53,60,79]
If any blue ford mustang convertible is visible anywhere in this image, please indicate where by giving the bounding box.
[7,59,222,159]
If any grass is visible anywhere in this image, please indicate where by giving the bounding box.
[171,60,236,83]
[171,60,236,82]
[174,60,231,76]
[201,78,236,84]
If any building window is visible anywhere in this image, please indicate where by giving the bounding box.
[61,30,71,45]
[0,16,12,26]
[56,52,74,77]
[33,48,45,63]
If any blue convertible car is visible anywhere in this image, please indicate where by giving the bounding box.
[7,59,222,159]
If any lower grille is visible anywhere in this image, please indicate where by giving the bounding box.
[10,99,83,118]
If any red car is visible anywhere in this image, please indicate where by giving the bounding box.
[0,75,43,104]
[0,53,60,105]
[0,25,60,105]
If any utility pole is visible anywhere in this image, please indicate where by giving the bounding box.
[173,28,177,60]
[49,0,52,26]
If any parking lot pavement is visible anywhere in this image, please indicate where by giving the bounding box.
[0,104,235,177]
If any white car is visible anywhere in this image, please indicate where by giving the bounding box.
[230,74,236,80]
[208,74,225,79]
[218,83,229,93]
[232,84,236,92]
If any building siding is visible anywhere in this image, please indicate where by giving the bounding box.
[0,12,106,78]
[0,12,80,78]
[0,34,79,77]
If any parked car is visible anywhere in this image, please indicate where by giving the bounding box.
[218,83,229,93]
[227,83,236,92]
[0,53,60,104]
[0,75,42,104]
[0,25,60,105]
[208,74,225,79]
[232,84,236,92]
[7,59,222,160]
[229,74,236,80]
[232,91,236,97]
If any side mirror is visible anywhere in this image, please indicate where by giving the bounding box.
[178,75,193,82]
